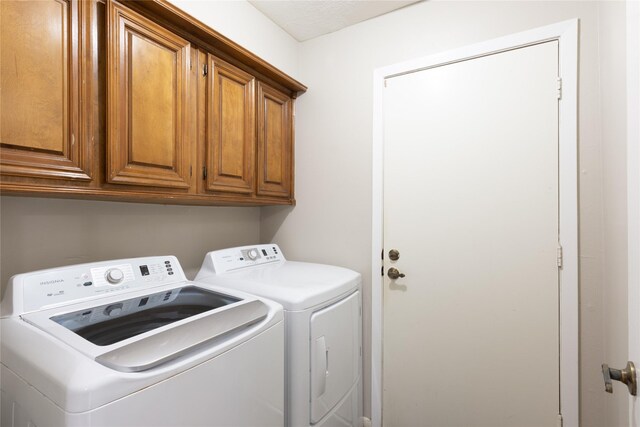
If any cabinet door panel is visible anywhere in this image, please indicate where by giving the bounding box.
[206,56,255,194]
[107,0,190,189]
[257,83,292,198]
[0,0,92,181]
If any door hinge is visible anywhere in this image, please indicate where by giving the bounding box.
[384,79,388,88]
[557,245,563,269]
[190,165,192,177]
[203,63,208,76]
[557,413,563,427]
[557,77,562,100]
[202,166,207,180]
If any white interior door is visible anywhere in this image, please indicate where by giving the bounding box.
[628,1,640,424]
[382,41,560,426]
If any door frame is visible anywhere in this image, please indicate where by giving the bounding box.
[627,1,640,425]
[371,20,579,427]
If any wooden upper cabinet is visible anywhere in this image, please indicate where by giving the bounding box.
[0,0,92,181]
[107,0,191,189]
[204,55,255,195]
[257,82,293,199]
[1,0,305,205]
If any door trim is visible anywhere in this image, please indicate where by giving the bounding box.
[627,2,640,425]
[371,20,579,427]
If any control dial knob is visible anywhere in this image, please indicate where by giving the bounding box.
[246,249,260,260]
[105,268,124,284]
[104,303,123,317]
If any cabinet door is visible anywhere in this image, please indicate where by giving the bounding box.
[107,0,190,189]
[0,0,92,181]
[205,56,255,194]
[257,83,293,198]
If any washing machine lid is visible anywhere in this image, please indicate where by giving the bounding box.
[22,284,268,372]
[50,285,242,346]
[5,256,271,373]
[197,256,360,311]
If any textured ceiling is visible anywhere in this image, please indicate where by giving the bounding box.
[249,1,421,42]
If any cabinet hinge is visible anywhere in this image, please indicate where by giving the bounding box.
[557,77,562,100]
[202,166,207,180]
[557,245,563,269]
[557,414,563,427]
[203,64,208,76]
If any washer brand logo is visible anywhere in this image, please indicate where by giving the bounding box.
[40,279,64,285]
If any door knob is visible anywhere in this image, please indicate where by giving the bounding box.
[387,267,405,280]
[602,361,637,396]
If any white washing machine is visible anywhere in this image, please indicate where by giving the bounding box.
[1,256,284,427]
[195,244,362,427]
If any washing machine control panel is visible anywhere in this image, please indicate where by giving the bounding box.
[16,256,186,312]
[210,244,285,274]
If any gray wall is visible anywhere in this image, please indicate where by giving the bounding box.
[0,197,260,286]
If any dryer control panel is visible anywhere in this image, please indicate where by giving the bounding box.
[4,256,187,314]
[207,244,285,274]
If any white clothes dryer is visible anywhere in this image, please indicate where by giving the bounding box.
[195,244,362,427]
[1,256,284,427]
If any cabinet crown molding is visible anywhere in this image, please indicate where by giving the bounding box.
[119,0,307,97]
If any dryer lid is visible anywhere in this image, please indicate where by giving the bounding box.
[196,261,360,311]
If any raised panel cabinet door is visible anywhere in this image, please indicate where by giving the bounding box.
[0,0,92,181]
[205,55,255,194]
[107,0,190,189]
[257,83,292,198]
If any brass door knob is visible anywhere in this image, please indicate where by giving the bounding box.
[602,361,637,396]
[387,267,405,280]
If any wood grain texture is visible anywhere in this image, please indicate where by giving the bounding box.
[257,82,292,198]
[2,0,66,152]
[0,0,93,181]
[107,0,190,189]
[129,35,175,167]
[205,55,255,194]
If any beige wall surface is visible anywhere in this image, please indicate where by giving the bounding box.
[261,1,629,425]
